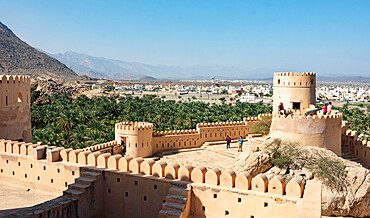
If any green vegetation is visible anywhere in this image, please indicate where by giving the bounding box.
[349,103,370,107]
[31,93,271,148]
[266,140,346,191]
[248,116,272,135]
[335,104,370,140]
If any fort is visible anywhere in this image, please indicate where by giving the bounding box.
[0,73,368,217]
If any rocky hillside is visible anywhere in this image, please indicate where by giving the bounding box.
[0,21,80,80]
[235,138,369,217]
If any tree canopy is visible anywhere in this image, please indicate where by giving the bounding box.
[31,93,272,148]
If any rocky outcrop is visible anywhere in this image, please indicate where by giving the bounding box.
[234,138,370,217]
[321,160,369,217]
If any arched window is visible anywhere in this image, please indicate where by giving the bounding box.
[18,92,22,103]
[278,79,280,84]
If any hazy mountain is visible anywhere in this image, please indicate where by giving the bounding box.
[0,22,79,80]
[317,76,370,83]
[47,51,276,80]
[45,50,370,82]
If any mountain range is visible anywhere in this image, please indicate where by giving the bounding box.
[0,21,79,80]
[46,51,370,82]
[47,51,279,80]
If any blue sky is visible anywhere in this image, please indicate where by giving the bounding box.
[0,0,369,76]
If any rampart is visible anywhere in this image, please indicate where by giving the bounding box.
[341,121,370,164]
[115,114,271,158]
[270,112,342,155]
[273,72,316,114]
[0,138,322,217]
[0,75,32,142]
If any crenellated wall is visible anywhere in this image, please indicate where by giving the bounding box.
[0,75,32,142]
[273,72,316,114]
[115,115,270,158]
[341,122,370,164]
[270,113,342,155]
[0,138,321,218]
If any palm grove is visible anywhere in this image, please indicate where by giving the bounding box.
[31,91,272,149]
[31,90,369,149]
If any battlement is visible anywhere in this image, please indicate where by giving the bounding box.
[274,72,316,77]
[0,75,31,84]
[82,140,118,152]
[153,129,198,137]
[196,121,245,128]
[115,122,153,131]
[0,138,305,199]
[273,72,316,88]
[273,112,342,120]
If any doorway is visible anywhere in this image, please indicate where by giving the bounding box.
[292,102,301,110]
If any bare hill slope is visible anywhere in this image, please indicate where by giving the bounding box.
[0,21,79,80]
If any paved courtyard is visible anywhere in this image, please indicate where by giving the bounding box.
[161,142,244,171]
[0,178,60,216]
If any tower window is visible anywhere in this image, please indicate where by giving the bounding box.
[6,96,8,106]
[311,79,313,85]
[278,79,280,84]
[18,92,22,103]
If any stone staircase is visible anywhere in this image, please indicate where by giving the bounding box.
[341,147,369,169]
[63,171,102,199]
[158,186,190,218]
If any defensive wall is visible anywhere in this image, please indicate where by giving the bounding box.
[115,114,271,158]
[269,112,343,155]
[0,75,32,142]
[273,72,316,115]
[0,138,322,218]
[341,121,370,164]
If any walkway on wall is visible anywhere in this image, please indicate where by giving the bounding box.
[341,147,370,170]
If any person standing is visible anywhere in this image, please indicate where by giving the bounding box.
[238,136,243,152]
[327,102,332,114]
[323,103,328,115]
[226,136,231,149]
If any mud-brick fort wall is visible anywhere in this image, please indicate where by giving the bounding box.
[0,75,32,142]
[115,114,270,158]
[270,113,342,155]
[341,121,370,164]
[0,139,322,217]
[273,72,316,114]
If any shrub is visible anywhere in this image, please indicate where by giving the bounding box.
[266,140,302,168]
[266,139,347,191]
[249,116,272,135]
[305,150,346,191]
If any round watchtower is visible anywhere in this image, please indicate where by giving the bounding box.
[273,72,316,115]
[115,122,154,158]
[0,75,32,142]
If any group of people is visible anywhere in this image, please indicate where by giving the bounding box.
[278,102,332,115]
[226,135,244,152]
[322,102,332,115]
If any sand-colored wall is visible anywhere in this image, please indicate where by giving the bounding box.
[273,72,316,114]
[115,115,268,158]
[0,154,80,193]
[0,138,321,218]
[0,75,32,142]
[341,125,370,164]
[270,113,342,155]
